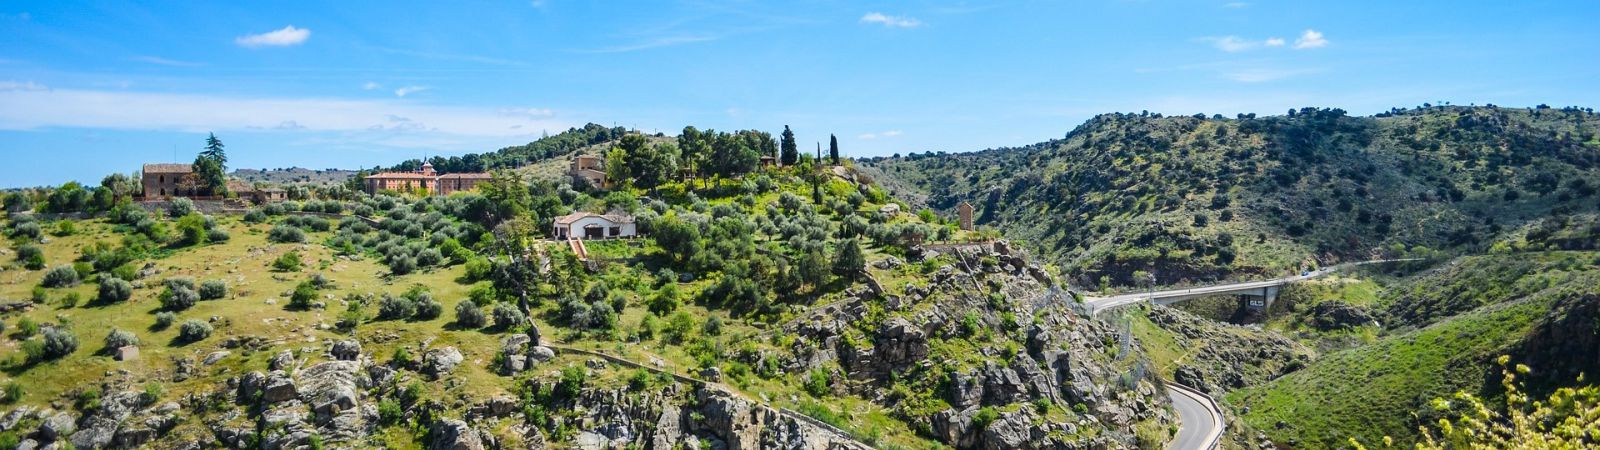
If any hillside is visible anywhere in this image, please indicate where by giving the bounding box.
[1227,251,1600,448]
[0,157,1174,449]
[861,105,1600,290]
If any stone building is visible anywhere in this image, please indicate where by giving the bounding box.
[569,155,607,188]
[227,180,288,204]
[362,162,491,196]
[142,163,195,198]
[957,201,975,231]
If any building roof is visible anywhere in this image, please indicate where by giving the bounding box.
[438,173,493,180]
[143,163,193,174]
[365,172,434,179]
[552,211,634,225]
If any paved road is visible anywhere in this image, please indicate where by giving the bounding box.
[1166,383,1224,450]
[1084,259,1421,314]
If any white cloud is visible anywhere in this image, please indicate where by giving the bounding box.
[0,80,49,92]
[1222,67,1321,83]
[362,81,381,90]
[132,56,204,67]
[1294,29,1328,49]
[235,25,311,48]
[0,88,569,144]
[858,130,903,140]
[1223,2,1249,7]
[393,86,429,97]
[1209,36,1257,52]
[860,12,921,28]
[581,35,719,53]
[497,107,555,118]
[1264,37,1285,47]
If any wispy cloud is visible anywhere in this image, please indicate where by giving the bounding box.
[368,46,529,67]
[580,35,720,53]
[1204,31,1323,52]
[131,56,204,67]
[236,25,311,48]
[858,130,903,140]
[0,80,49,92]
[1223,2,1249,8]
[362,81,381,90]
[393,86,429,97]
[497,107,554,118]
[860,12,921,28]
[1222,67,1323,83]
[0,87,569,144]
[1294,29,1329,49]
[1204,35,1289,52]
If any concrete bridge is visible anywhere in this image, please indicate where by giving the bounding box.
[1083,259,1421,315]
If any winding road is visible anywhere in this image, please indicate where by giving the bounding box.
[1165,383,1224,450]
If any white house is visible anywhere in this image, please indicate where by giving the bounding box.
[552,212,637,240]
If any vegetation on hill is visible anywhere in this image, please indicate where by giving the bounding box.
[1228,251,1600,448]
[863,105,1600,289]
[0,126,1172,449]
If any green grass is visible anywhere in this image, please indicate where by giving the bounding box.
[1227,281,1574,448]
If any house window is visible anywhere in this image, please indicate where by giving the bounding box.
[609,226,620,236]
[159,175,164,183]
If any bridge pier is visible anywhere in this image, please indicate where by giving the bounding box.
[1240,286,1278,311]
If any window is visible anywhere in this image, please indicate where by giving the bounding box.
[159,175,164,183]
[609,226,620,236]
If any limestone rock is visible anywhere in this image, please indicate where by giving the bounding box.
[330,339,362,361]
[428,419,485,450]
[421,347,464,379]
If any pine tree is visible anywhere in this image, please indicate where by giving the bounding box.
[195,133,228,196]
[780,125,799,166]
[829,134,839,165]
[833,239,865,280]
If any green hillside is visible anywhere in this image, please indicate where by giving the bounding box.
[863,106,1600,290]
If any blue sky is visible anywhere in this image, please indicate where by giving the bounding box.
[2,1,1597,188]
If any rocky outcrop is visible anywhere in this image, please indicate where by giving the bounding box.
[429,419,487,450]
[421,346,464,379]
[1310,301,1377,331]
[1147,305,1312,394]
[774,242,1167,449]
[498,334,555,375]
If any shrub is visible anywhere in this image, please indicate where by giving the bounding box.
[103,328,139,350]
[176,213,207,246]
[14,244,44,270]
[177,320,212,343]
[467,282,497,306]
[805,368,830,397]
[376,295,415,320]
[17,317,39,337]
[413,296,442,320]
[198,280,228,300]
[167,197,195,218]
[289,281,318,309]
[491,303,525,330]
[11,222,42,240]
[648,283,681,316]
[1,381,21,404]
[268,225,306,243]
[30,287,46,304]
[160,285,199,311]
[41,327,79,360]
[153,312,177,330]
[98,277,133,303]
[60,292,80,308]
[703,316,724,336]
[41,265,80,288]
[387,255,417,275]
[378,399,403,426]
[454,302,486,328]
[972,406,1000,430]
[206,228,231,243]
[463,257,493,281]
[272,251,303,272]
